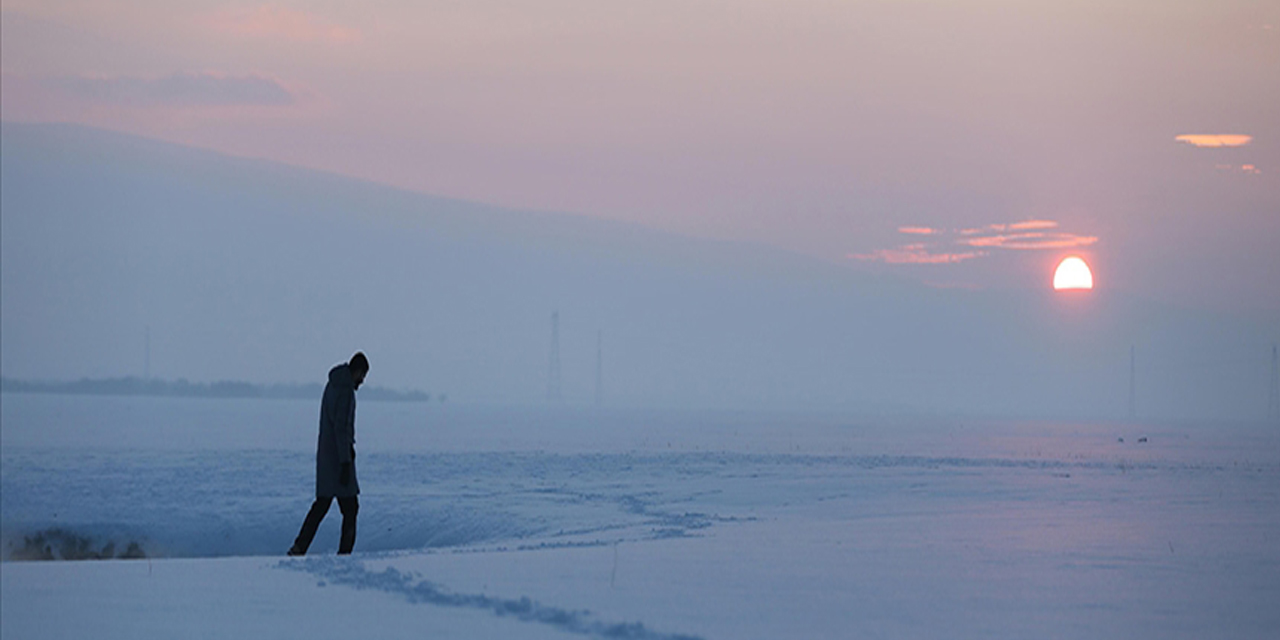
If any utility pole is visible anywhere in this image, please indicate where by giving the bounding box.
[547,311,562,403]
[595,330,603,407]
[1128,345,1136,420]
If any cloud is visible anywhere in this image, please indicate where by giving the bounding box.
[203,5,361,44]
[960,232,1098,250]
[961,220,1058,234]
[850,248,987,264]
[1006,220,1058,231]
[1216,164,1263,175]
[851,219,1096,266]
[1175,134,1253,148]
[42,72,295,107]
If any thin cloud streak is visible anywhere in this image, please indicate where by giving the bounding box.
[961,232,1098,250]
[202,5,361,44]
[1216,164,1263,175]
[961,220,1058,235]
[1175,134,1253,148]
[1006,220,1058,231]
[850,248,988,264]
[853,219,1096,266]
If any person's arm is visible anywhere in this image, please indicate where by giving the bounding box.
[334,386,355,485]
[334,387,355,465]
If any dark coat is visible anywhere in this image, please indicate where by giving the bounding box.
[315,364,359,498]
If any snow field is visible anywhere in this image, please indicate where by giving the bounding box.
[2,394,1278,638]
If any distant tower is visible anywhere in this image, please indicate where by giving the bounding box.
[1128,345,1136,420]
[547,312,562,403]
[595,330,603,407]
[1269,344,1278,422]
[145,325,151,380]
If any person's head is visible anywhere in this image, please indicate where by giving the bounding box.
[349,352,369,390]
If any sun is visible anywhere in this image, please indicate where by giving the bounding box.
[1053,256,1093,290]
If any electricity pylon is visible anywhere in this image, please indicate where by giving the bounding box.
[1269,344,1278,422]
[547,311,562,403]
[595,330,603,407]
[1128,345,1136,420]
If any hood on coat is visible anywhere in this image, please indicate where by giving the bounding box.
[328,364,354,390]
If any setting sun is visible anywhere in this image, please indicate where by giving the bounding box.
[1053,256,1093,290]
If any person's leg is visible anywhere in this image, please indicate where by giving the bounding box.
[336,496,359,555]
[289,496,334,556]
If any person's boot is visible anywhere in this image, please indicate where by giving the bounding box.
[337,519,356,555]
[337,497,358,555]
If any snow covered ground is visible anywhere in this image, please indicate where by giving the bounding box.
[3,393,1278,639]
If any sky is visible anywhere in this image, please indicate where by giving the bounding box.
[2,0,1278,313]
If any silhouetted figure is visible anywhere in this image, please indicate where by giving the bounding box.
[289,352,369,556]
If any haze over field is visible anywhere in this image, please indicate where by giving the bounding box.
[2,123,1276,419]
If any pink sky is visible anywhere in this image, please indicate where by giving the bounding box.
[2,0,1277,311]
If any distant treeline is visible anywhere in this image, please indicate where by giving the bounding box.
[0,376,432,402]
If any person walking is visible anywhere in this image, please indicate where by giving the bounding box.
[288,352,369,556]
